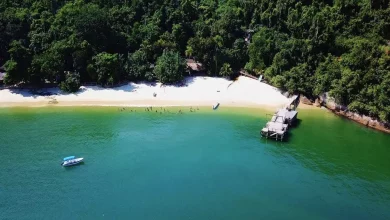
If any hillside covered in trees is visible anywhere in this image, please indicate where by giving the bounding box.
[0,0,389,121]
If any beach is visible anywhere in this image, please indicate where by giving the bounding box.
[0,76,293,108]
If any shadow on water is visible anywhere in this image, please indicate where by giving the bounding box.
[293,118,302,127]
[62,162,85,170]
[282,118,302,141]
[258,132,294,143]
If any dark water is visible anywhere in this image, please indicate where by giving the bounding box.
[0,107,389,220]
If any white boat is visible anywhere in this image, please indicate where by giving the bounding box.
[61,156,84,167]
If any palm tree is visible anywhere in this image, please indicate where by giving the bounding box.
[185,46,193,59]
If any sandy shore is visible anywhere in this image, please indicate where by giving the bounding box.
[0,76,293,109]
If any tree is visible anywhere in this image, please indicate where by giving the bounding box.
[185,45,193,58]
[30,40,72,83]
[314,55,342,96]
[154,50,186,84]
[60,71,81,93]
[0,7,30,64]
[108,6,135,53]
[3,60,18,85]
[51,1,112,52]
[91,52,123,86]
[213,35,223,75]
[248,27,287,72]
[125,49,153,81]
[29,10,53,54]
[187,37,215,74]
[0,0,390,122]
[4,40,32,84]
[219,63,233,77]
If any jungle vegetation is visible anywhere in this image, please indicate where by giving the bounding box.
[0,0,389,121]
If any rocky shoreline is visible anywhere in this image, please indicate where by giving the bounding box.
[300,94,390,134]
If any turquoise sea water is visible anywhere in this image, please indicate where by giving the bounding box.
[0,107,389,220]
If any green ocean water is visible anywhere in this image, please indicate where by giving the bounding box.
[0,106,389,220]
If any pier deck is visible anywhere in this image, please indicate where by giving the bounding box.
[260,95,299,141]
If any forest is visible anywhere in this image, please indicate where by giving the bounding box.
[0,0,389,121]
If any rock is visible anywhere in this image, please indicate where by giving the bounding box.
[314,98,321,107]
[300,95,313,105]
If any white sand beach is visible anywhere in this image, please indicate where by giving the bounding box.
[0,76,293,108]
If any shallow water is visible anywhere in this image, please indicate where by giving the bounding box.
[0,107,389,220]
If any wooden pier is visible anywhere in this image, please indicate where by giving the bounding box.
[260,95,299,141]
[239,70,258,80]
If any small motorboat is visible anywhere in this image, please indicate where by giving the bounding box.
[61,156,84,167]
[213,102,220,110]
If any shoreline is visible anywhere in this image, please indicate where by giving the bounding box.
[2,94,389,135]
[0,100,283,112]
[298,103,390,135]
[2,75,387,134]
[327,107,390,135]
[0,76,291,110]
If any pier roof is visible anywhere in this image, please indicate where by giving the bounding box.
[186,59,204,71]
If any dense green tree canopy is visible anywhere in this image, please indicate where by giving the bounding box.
[90,52,123,86]
[0,0,389,121]
[60,71,81,93]
[154,50,186,84]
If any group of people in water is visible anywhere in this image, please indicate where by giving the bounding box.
[118,106,200,114]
